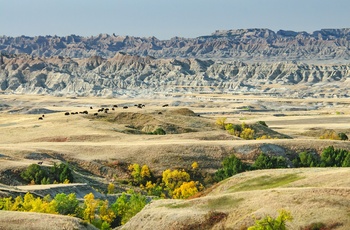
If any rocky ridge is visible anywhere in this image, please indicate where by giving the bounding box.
[1,52,350,97]
[1,28,350,61]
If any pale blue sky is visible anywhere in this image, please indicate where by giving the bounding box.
[1,0,349,39]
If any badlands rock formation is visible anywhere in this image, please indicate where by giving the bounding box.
[1,52,350,97]
[1,28,350,97]
[1,28,350,61]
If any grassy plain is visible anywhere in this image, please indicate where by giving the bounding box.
[0,93,350,229]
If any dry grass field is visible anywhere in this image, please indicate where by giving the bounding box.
[0,93,350,229]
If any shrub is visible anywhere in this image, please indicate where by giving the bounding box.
[320,129,339,140]
[153,127,166,135]
[107,183,115,194]
[216,117,227,129]
[248,209,293,230]
[320,146,349,167]
[293,151,319,167]
[21,164,48,184]
[215,154,247,181]
[253,153,287,169]
[240,128,255,140]
[111,190,147,225]
[338,132,348,141]
[54,193,80,216]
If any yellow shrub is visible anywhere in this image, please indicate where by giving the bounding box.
[240,128,255,140]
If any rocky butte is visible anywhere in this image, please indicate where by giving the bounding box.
[0,28,350,97]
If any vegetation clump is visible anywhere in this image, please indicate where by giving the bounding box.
[20,162,73,185]
[248,209,293,230]
[0,190,148,230]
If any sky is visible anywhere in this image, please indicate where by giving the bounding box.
[1,0,350,40]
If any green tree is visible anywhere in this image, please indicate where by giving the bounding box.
[53,193,79,216]
[294,151,319,167]
[215,154,247,181]
[338,132,348,141]
[21,164,48,184]
[153,127,166,135]
[111,190,147,226]
[253,153,287,169]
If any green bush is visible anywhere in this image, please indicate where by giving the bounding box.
[21,162,74,185]
[153,127,166,135]
[20,164,48,184]
[338,132,348,141]
[111,190,147,226]
[248,209,293,230]
[320,146,349,167]
[253,153,287,169]
[293,151,319,167]
[215,154,247,181]
[54,193,80,216]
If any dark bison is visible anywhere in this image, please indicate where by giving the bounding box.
[113,105,118,108]
[65,112,70,115]
[38,117,43,120]
[123,106,128,109]
[38,161,43,165]
[162,104,169,107]
[90,106,93,109]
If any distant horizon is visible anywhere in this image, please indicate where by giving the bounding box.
[2,27,350,40]
[1,0,350,40]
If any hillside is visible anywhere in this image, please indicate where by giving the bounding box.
[1,52,350,97]
[0,211,97,230]
[121,168,350,230]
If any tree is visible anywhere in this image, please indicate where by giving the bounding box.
[21,164,48,184]
[248,209,293,230]
[140,165,152,182]
[191,162,199,170]
[253,153,274,169]
[111,190,147,225]
[54,193,79,216]
[216,117,227,129]
[294,151,319,167]
[172,181,199,199]
[338,132,348,141]
[107,183,115,194]
[253,153,287,169]
[240,128,255,140]
[83,193,99,223]
[153,127,166,135]
[162,169,190,193]
[215,154,247,181]
[128,163,142,185]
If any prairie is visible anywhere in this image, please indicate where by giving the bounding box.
[0,93,350,229]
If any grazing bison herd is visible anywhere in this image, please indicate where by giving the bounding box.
[37,103,171,121]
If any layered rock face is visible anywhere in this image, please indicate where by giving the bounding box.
[1,28,350,61]
[1,52,350,97]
